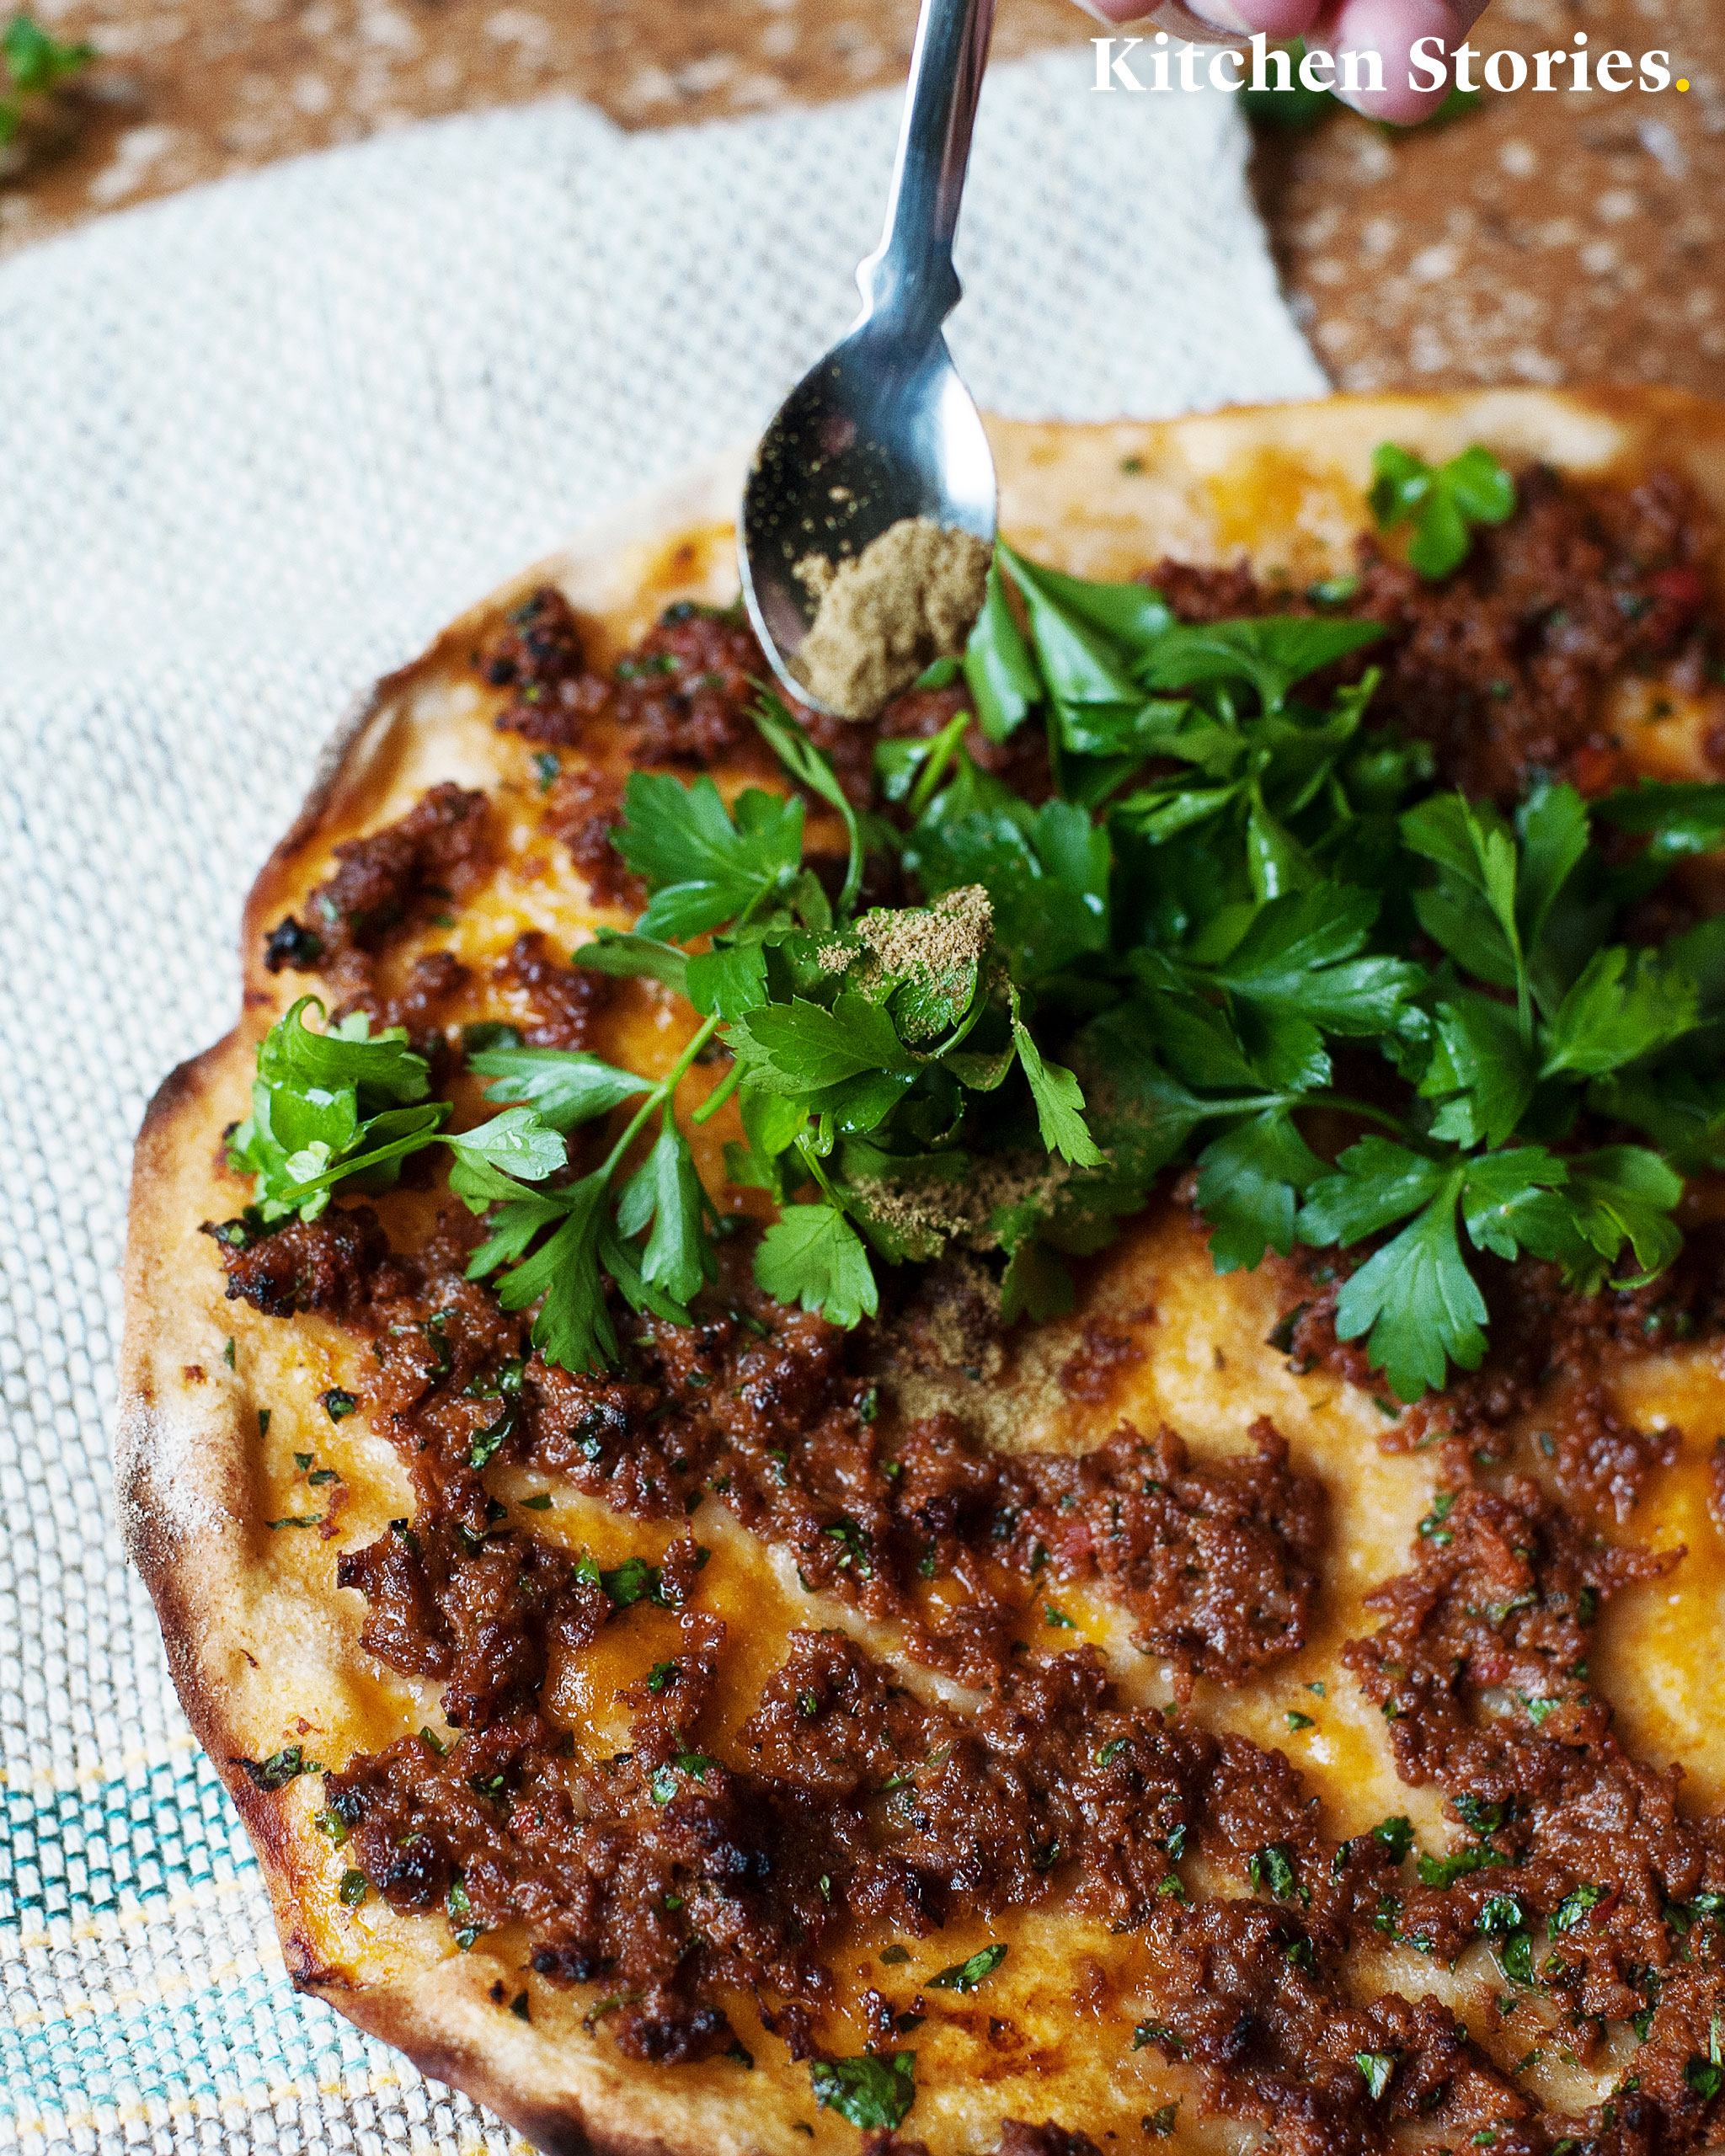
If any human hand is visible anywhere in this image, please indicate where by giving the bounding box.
[1081,0,1489,125]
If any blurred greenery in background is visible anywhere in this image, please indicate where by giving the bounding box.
[1,13,93,148]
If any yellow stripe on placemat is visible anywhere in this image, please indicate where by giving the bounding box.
[0,1730,202,1797]
[8,1865,264,1961]
[5,2068,532,2150]
[5,1918,278,2033]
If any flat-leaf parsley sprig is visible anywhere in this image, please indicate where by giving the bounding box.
[222,440,1725,1399]
[221,998,451,1230]
[550,696,1106,1342]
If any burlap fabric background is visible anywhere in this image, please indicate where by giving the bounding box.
[0,53,1323,2152]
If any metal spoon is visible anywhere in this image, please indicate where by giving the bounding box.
[739,0,999,713]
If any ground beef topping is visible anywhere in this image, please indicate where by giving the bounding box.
[1145,463,1721,804]
[1274,1230,1725,1519]
[237,1217,1323,1698]
[499,1247,1326,1693]
[478,585,587,699]
[205,1203,412,1322]
[340,947,471,1045]
[481,593,874,804]
[539,762,642,910]
[261,780,493,1011]
[322,1587,1528,2146]
[488,928,609,1051]
[1342,1481,1725,2057]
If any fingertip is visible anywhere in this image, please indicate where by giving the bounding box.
[1306,0,1462,123]
[1181,0,1325,35]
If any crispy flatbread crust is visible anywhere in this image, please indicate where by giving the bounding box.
[120,390,1725,2156]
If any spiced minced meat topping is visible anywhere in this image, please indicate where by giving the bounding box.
[226,462,1725,2156]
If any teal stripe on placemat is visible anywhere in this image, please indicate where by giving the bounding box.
[1,1745,254,1934]
[0,1745,424,2136]
[0,1965,384,2124]
[0,1974,411,2138]
[3,1974,349,2121]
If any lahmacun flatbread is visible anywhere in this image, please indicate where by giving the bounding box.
[120,390,1725,2156]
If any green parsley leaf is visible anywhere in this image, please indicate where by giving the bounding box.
[1207,881,1424,1036]
[1418,1842,1510,1890]
[927,1943,1008,1993]
[1685,2057,1723,2101]
[1354,2052,1397,2100]
[1139,616,1385,713]
[569,926,690,998]
[685,940,769,1020]
[470,1045,650,1131]
[1300,1141,1581,1399]
[1539,945,1699,1078]
[1452,1796,1510,1837]
[1132,2021,1185,2058]
[1485,1146,1683,1294]
[729,993,911,1095]
[1476,1894,1525,1935]
[1550,1882,1605,1934]
[228,998,446,1223]
[1249,1844,1303,1901]
[447,1105,568,1182]
[1012,1006,1103,1168]
[3,13,93,98]
[240,1744,320,1791]
[755,1205,879,1328]
[963,555,1043,742]
[997,542,1145,705]
[875,712,970,808]
[489,1170,617,1374]
[617,1121,716,1308]
[981,1237,1066,1327]
[1594,779,1725,861]
[1195,1111,1325,1273]
[1326,1166,1483,1401]
[1420,990,1535,1149]
[905,773,1108,982]
[753,693,864,915]
[1372,1816,1414,1862]
[599,1556,667,1608]
[1370,442,1515,579]
[1300,1136,1450,1249]
[809,2052,916,2132]
[611,771,804,938]
[1402,792,1529,1021]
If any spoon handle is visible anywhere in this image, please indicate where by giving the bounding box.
[855,0,998,342]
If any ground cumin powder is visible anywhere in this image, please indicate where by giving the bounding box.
[793,515,991,718]
[820,884,994,985]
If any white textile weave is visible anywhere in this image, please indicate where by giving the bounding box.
[0,49,1322,2154]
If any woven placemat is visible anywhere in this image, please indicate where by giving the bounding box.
[0,53,1323,2153]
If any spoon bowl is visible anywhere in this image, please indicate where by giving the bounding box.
[740,0,999,713]
[740,324,996,694]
